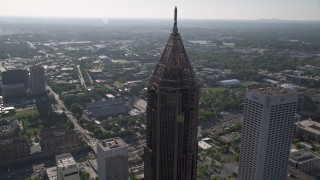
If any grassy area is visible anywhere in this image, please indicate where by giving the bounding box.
[15,109,38,119]
[116,59,129,64]
[203,87,226,92]
[15,109,43,137]
[114,81,125,89]
[241,81,253,87]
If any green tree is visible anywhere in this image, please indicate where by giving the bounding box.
[66,120,75,130]
[233,154,240,162]
[221,145,229,152]
[233,122,242,130]
[71,103,83,116]
[296,143,305,150]
[26,132,32,139]
[93,129,103,139]
[33,131,38,137]
[80,171,90,180]
[303,134,312,142]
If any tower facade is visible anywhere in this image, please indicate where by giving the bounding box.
[2,69,28,98]
[97,137,128,180]
[2,69,28,86]
[144,7,200,180]
[30,65,46,95]
[239,88,298,180]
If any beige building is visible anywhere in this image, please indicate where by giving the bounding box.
[294,119,320,140]
[55,153,80,180]
[289,150,320,173]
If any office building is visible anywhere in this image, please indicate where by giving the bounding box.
[86,98,128,118]
[0,137,30,162]
[2,69,28,86]
[2,84,26,97]
[1,69,28,98]
[55,153,80,180]
[239,88,298,180]
[39,129,82,152]
[97,137,128,180]
[30,65,46,95]
[289,150,320,173]
[144,7,200,180]
[294,119,320,141]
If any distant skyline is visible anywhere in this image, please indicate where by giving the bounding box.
[0,0,319,21]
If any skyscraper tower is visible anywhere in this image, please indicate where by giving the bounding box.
[239,88,298,180]
[144,7,200,180]
[30,65,46,95]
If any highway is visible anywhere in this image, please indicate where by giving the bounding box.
[77,65,87,88]
[46,85,98,153]
[85,69,94,84]
[0,61,5,72]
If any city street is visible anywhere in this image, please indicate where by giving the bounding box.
[46,85,98,153]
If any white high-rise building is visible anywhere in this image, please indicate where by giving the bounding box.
[97,137,128,180]
[239,88,298,180]
[55,153,80,180]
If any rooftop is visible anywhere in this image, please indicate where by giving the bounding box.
[290,150,319,163]
[86,98,125,109]
[198,140,212,150]
[98,137,127,151]
[0,137,29,145]
[295,119,320,135]
[249,87,295,96]
[287,166,315,180]
[46,166,57,180]
[219,79,241,84]
[55,153,77,170]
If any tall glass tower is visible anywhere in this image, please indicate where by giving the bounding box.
[144,7,200,180]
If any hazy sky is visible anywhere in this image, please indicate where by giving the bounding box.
[0,0,319,20]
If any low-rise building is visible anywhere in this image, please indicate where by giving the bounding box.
[198,140,212,150]
[219,79,241,88]
[0,119,21,139]
[55,153,80,180]
[289,150,320,173]
[294,119,320,140]
[224,162,239,175]
[40,129,82,152]
[0,137,30,161]
[86,98,128,118]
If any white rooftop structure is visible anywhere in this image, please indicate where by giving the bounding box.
[134,98,147,113]
[46,166,58,180]
[198,140,212,150]
[280,83,300,90]
[106,94,115,99]
[219,79,241,87]
[55,153,79,180]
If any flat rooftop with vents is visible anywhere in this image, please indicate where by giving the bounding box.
[250,87,295,96]
[98,137,127,151]
[55,153,77,170]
